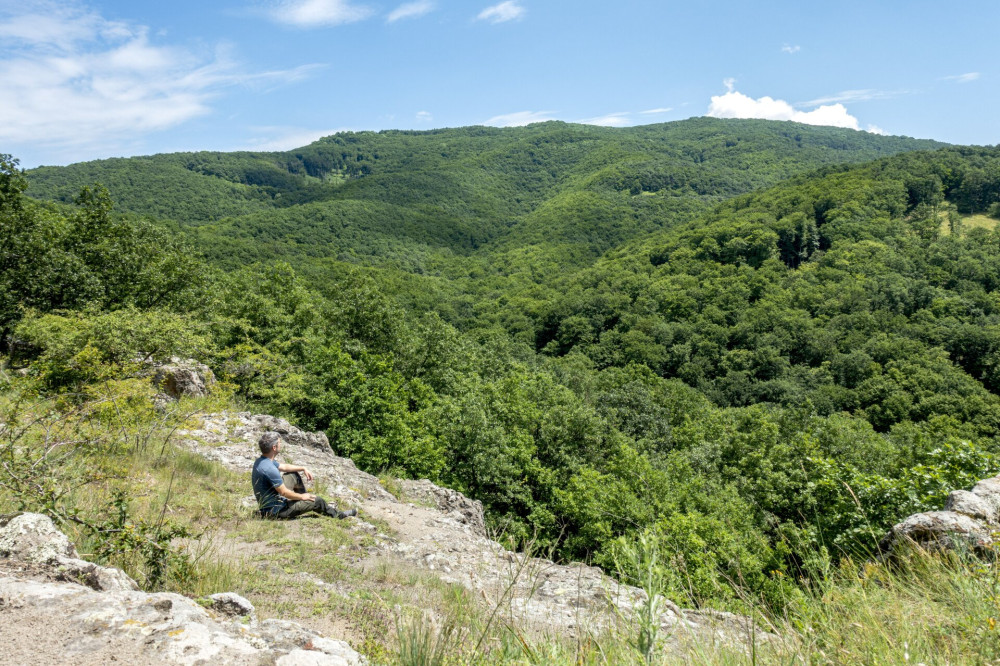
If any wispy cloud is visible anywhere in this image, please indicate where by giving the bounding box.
[640,107,673,115]
[578,112,632,127]
[943,72,980,84]
[477,1,525,23]
[799,88,907,107]
[707,80,862,130]
[415,110,433,123]
[387,1,434,22]
[269,0,373,27]
[0,1,321,164]
[483,110,555,126]
[781,44,801,54]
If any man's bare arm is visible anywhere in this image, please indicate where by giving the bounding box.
[277,463,314,481]
[275,483,316,502]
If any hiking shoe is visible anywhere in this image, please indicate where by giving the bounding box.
[337,508,358,519]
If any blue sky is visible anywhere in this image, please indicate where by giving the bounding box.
[1,0,997,167]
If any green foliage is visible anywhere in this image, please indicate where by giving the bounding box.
[14,309,211,389]
[0,380,197,590]
[610,532,669,663]
[8,123,1000,614]
[0,166,203,347]
[92,489,195,589]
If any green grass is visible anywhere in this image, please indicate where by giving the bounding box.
[962,213,1000,232]
[940,212,999,236]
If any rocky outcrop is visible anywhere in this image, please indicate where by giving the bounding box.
[177,412,769,653]
[395,478,486,537]
[0,513,365,665]
[179,412,387,502]
[152,357,216,399]
[0,513,138,592]
[880,473,1000,556]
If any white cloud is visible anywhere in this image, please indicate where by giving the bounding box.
[801,88,904,106]
[416,110,433,123]
[723,77,736,93]
[0,2,321,164]
[269,0,373,27]
[387,1,434,22]
[781,44,801,54]
[477,1,525,23]
[943,72,980,84]
[578,112,632,127]
[483,110,555,126]
[707,84,861,130]
[242,126,345,151]
[640,107,673,115]
[866,124,887,135]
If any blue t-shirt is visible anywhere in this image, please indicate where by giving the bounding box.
[251,456,287,516]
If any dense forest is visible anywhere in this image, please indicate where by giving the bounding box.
[6,117,1000,610]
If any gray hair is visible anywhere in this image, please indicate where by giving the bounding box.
[258,431,282,454]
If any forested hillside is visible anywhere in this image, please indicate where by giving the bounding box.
[7,119,1000,612]
[27,119,942,271]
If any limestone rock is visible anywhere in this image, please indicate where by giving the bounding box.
[0,513,77,563]
[55,557,141,592]
[0,513,139,592]
[945,490,998,523]
[881,510,994,555]
[0,516,366,665]
[238,413,330,451]
[881,472,1000,557]
[209,592,256,620]
[395,479,486,537]
[971,476,1000,520]
[153,357,216,399]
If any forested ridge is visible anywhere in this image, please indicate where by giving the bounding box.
[6,117,1000,611]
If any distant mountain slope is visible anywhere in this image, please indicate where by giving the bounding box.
[26,119,944,268]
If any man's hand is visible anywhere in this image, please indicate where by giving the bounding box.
[277,484,316,503]
[277,463,314,482]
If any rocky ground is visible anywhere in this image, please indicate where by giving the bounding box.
[176,412,765,653]
[0,513,365,665]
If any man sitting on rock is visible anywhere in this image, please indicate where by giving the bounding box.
[251,431,358,520]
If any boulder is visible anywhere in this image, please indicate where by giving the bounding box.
[0,513,77,563]
[208,592,256,621]
[880,510,993,554]
[881,472,1000,557]
[945,490,998,523]
[971,476,1000,519]
[235,413,331,451]
[153,357,216,399]
[0,513,139,592]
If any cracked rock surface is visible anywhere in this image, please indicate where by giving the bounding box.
[0,513,365,665]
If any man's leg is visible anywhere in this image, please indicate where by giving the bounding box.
[275,497,328,519]
[274,496,355,520]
